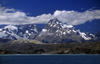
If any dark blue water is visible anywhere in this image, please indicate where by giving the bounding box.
[0,54,100,64]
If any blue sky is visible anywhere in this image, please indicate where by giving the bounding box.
[0,0,100,33]
[0,0,100,16]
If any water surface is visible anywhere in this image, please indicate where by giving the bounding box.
[0,54,100,64]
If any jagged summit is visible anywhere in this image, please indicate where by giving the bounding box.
[48,18,61,24]
[44,18,73,30]
[44,18,62,32]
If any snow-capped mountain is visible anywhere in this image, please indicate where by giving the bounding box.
[35,18,95,43]
[0,18,97,43]
[0,24,42,40]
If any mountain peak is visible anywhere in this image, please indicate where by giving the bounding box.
[48,18,61,25]
[36,18,96,43]
[43,18,63,32]
[46,18,73,29]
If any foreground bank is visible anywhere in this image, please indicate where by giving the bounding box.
[0,41,100,54]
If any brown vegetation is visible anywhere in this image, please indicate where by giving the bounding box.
[0,41,100,54]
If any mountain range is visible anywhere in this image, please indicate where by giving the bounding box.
[0,24,41,40]
[0,18,99,43]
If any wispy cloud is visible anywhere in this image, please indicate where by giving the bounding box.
[0,5,100,25]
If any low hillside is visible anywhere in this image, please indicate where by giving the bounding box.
[0,41,100,54]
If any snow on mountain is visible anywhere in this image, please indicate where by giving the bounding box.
[76,30,92,40]
[39,29,47,37]
[39,18,76,36]
[0,24,42,40]
[61,24,73,28]
[0,32,7,38]
[4,25,18,30]
[47,18,73,29]
[0,29,2,31]
[36,18,95,43]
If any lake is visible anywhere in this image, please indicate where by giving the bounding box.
[0,54,100,64]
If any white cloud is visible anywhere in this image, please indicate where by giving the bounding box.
[0,5,100,25]
[53,10,100,25]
